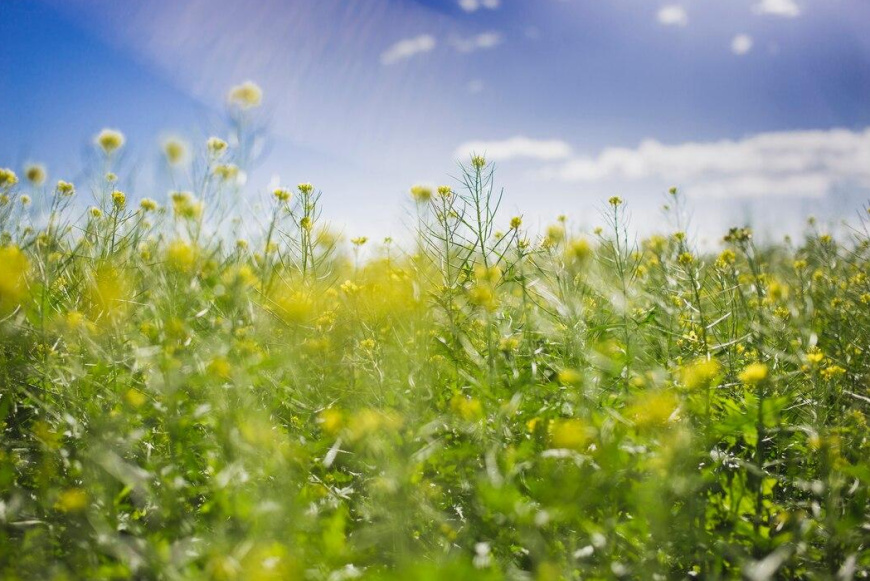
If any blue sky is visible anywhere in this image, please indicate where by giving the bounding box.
[2,0,869,242]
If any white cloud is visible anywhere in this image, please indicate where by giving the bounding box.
[380,34,436,65]
[536,128,870,198]
[451,32,503,53]
[731,34,753,55]
[657,5,688,27]
[459,0,501,12]
[455,136,574,162]
[753,0,801,17]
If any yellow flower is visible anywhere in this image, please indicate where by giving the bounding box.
[207,136,228,157]
[297,182,314,195]
[273,187,292,202]
[347,408,403,441]
[680,358,721,390]
[139,198,158,211]
[56,488,88,513]
[224,264,257,288]
[207,357,232,380]
[627,391,680,429]
[450,396,483,421]
[806,348,824,366]
[546,223,565,244]
[557,368,583,387]
[351,236,368,247]
[89,206,102,218]
[470,155,486,169]
[608,196,623,207]
[56,180,75,196]
[474,264,501,284]
[340,280,361,295]
[437,185,453,198]
[124,388,147,408]
[25,164,46,186]
[20,195,31,206]
[171,190,191,207]
[567,238,591,263]
[499,335,520,352]
[678,251,694,266]
[228,80,263,109]
[716,249,736,268]
[0,246,29,312]
[821,365,846,380]
[65,310,86,330]
[0,168,18,188]
[163,138,187,165]
[111,190,126,209]
[510,216,522,230]
[767,279,789,302]
[88,265,130,322]
[95,128,125,154]
[171,191,202,220]
[212,164,240,182]
[410,185,432,204]
[274,288,314,324]
[318,408,344,436]
[550,419,591,450]
[739,362,769,385]
[468,284,496,311]
[166,240,197,273]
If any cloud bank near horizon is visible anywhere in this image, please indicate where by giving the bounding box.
[457,128,870,199]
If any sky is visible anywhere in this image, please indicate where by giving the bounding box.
[1,0,869,244]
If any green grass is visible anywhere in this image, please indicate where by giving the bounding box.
[1,102,869,579]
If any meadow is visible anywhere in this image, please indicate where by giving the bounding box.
[1,84,869,580]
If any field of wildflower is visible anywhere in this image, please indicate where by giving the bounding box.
[1,83,869,580]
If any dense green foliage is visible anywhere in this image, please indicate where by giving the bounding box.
[1,103,869,579]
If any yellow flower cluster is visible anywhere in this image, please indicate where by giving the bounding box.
[95,128,125,155]
[410,185,433,204]
[273,187,292,203]
[111,190,126,210]
[739,363,768,385]
[227,80,263,109]
[163,138,187,165]
[166,240,198,273]
[0,245,29,312]
[680,357,720,390]
[171,191,202,220]
[25,164,46,186]
[207,136,228,157]
[56,180,75,196]
[0,168,18,188]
